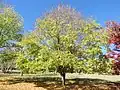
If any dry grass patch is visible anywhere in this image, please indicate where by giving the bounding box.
[0,74,120,90]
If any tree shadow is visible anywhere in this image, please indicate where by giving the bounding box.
[5,77,120,90]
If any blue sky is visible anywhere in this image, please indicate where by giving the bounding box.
[8,0,120,31]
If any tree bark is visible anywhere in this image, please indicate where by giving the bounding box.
[1,65,6,73]
[20,71,23,76]
[60,73,66,86]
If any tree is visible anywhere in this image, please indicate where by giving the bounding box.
[16,34,40,75]
[17,5,107,85]
[105,21,120,74]
[0,47,17,73]
[0,5,23,48]
[0,4,23,73]
[106,21,120,44]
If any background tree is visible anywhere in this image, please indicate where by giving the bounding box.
[0,3,23,73]
[0,5,23,48]
[105,21,120,74]
[0,47,17,73]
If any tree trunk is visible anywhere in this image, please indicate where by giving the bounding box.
[1,65,6,73]
[20,71,23,76]
[60,73,66,86]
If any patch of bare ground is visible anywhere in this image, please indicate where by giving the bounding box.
[0,74,120,90]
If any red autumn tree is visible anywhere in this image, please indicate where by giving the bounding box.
[106,21,120,75]
[106,21,120,44]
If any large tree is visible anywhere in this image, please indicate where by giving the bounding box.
[17,5,108,85]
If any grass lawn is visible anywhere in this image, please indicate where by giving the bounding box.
[0,73,120,90]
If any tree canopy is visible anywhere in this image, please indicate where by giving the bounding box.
[16,5,110,85]
[0,4,23,73]
[0,5,23,48]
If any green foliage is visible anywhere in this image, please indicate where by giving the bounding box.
[0,48,17,73]
[0,6,23,47]
[17,5,85,74]
[81,58,112,74]
[16,53,29,73]
[78,20,110,74]
[0,5,23,73]
[16,5,111,76]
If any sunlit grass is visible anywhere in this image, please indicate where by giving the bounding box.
[0,73,120,90]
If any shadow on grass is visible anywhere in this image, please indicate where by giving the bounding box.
[4,77,120,90]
